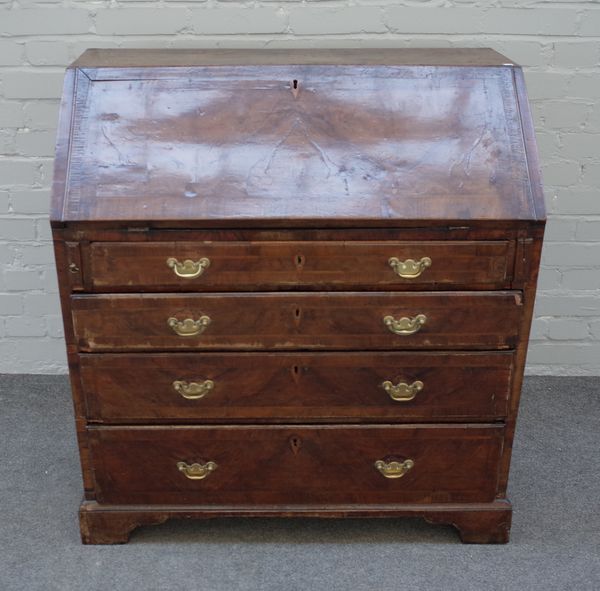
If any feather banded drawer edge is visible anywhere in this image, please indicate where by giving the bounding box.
[51,48,545,544]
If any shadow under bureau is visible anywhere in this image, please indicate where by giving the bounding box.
[51,48,545,544]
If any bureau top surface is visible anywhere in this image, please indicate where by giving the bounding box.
[51,49,545,227]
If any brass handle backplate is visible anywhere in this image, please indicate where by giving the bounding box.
[173,379,214,400]
[382,380,423,402]
[388,256,432,278]
[177,461,217,480]
[167,257,210,279]
[383,314,427,335]
[375,459,415,479]
[168,316,211,337]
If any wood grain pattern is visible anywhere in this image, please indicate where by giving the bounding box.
[50,49,545,545]
[80,351,513,422]
[71,291,523,352]
[88,240,514,291]
[51,61,538,225]
[79,499,512,544]
[88,424,504,505]
[71,48,516,69]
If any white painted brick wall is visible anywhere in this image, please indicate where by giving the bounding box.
[0,0,599,375]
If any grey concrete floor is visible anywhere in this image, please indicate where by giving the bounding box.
[0,375,599,591]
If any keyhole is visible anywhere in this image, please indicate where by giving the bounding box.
[292,365,299,375]
[289,435,302,454]
[290,79,300,98]
[295,254,305,269]
[294,307,301,319]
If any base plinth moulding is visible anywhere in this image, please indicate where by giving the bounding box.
[79,499,512,545]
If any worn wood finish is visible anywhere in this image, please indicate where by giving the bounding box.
[52,62,539,226]
[88,240,514,291]
[79,499,512,544]
[71,48,516,69]
[51,49,545,544]
[71,291,522,352]
[80,352,513,422]
[88,424,504,505]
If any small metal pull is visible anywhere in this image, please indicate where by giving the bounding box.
[177,461,217,480]
[167,257,210,279]
[374,459,414,479]
[168,316,211,337]
[382,380,423,402]
[383,314,427,336]
[388,257,432,279]
[172,379,214,400]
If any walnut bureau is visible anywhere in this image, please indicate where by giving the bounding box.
[51,49,545,544]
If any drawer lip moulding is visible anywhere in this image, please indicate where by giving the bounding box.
[79,351,515,423]
[71,291,524,352]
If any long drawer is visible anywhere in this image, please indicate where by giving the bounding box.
[71,291,522,352]
[89,425,504,505]
[88,240,515,291]
[80,352,513,422]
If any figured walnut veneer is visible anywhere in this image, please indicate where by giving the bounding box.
[51,48,544,544]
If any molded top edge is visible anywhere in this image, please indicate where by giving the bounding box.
[70,48,517,69]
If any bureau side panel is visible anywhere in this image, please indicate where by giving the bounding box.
[497,230,544,496]
[52,240,95,498]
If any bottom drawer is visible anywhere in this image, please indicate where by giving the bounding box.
[89,425,504,505]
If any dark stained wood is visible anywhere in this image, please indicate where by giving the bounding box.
[80,351,513,422]
[51,60,539,226]
[79,499,512,544]
[88,424,504,505]
[52,240,96,497]
[71,291,523,352]
[88,240,515,292]
[497,234,544,498]
[51,49,545,545]
[514,68,546,221]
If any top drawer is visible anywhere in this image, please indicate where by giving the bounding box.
[87,240,515,291]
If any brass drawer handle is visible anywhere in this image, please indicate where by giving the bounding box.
[375,459,414,479]
[173,379,214,400]
[383,314,426,335]
[388,256,431,278]
[382,380,423,402]
[177,461,217,480]
[167,257,210,279]
[168,316,211,337]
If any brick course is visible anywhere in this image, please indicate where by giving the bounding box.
[0,1,599,374]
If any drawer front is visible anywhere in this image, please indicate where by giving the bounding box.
[88,240,514,291]
[80,352,513,422]
[89,425,504,505]
[72,292,522,352]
